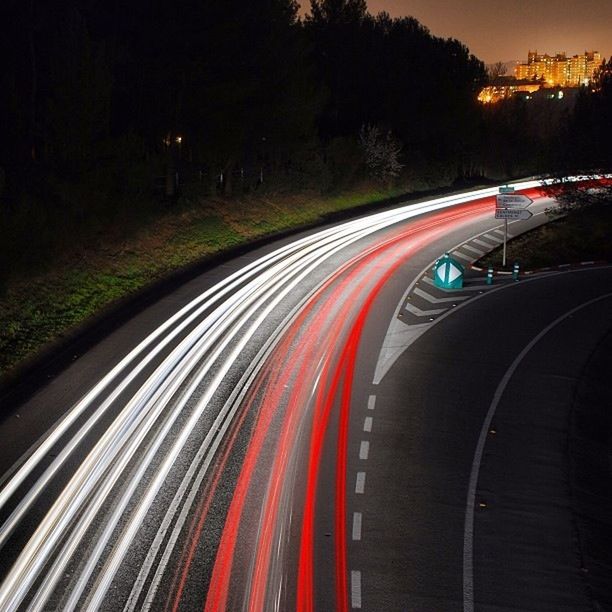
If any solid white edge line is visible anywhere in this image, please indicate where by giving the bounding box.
[463,291,612,612]
[2,178,598,607]
[372,193,563,386]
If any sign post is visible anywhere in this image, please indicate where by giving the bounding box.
[503,218,508,267]
[495,191,533,267]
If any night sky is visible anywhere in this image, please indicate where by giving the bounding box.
[302,1,612,64]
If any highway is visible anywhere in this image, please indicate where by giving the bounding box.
[0,181,610,611]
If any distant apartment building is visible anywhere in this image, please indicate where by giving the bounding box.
[514,50,602,87]
[478,49,602,104]
[477,82,540,104]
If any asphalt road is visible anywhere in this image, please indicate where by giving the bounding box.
[0,181,609,611]
[342,265,612,612]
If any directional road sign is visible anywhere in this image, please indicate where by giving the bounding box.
[495,208,533,220]
[496,194,533,209]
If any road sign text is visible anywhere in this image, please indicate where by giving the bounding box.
[495,208,533,220]
[496,194,533,209]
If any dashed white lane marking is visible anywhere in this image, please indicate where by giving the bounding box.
[483,233,502,243]
[351,570,362,609]
[414,287,469,304]
[463,244,485,256]
[355,472,366,494]
[452,250,473,262]
[352,512,362,540]
[359,441,369,460]
[363,417,373,433]
[367,395,376,410]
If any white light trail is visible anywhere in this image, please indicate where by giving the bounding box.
[0,179,578,609]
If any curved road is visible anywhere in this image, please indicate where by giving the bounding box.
[0,181,610,611]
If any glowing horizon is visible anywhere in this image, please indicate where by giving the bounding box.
[297,1,612,65]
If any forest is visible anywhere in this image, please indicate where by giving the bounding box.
[1,0,611,286]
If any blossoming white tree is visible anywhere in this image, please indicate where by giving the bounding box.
[359,124,403,183]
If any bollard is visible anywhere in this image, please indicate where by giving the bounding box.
[512,261,520,281]
[432,253,464,290]
[486,266,494,285]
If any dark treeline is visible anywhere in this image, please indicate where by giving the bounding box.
[0,0,487,205]
[562,58,612,172]
[1,0,316,201]
[545,58,612,210]
[484,59,612,181]
[0,0,610,277]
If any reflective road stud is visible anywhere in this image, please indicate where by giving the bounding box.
[486,266,494,285]
[512,262,520,281]
[433,253,464,290]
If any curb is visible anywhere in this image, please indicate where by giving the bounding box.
[523,260,608,275]
[470,260,608,275]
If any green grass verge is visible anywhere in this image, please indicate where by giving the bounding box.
[0,184,410,378]
[477,203,612,270]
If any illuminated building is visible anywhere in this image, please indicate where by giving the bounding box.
[514,50,602,87]
[478,82,540,104]
[479,49,603,104]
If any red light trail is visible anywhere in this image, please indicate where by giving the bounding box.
[200,197,499,611]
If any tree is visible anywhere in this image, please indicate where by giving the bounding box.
[544,58,612,211]
[359,124,403,182]
[44,5,112,171]
[310,0,368,24]
[0,0,42,200]
[487,61,507,81]
[558,58,612,169]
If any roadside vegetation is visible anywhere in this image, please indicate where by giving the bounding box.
[481,58,612,271]
[0,0,610,378]
[478,198,612,270]
[0,182,433,377]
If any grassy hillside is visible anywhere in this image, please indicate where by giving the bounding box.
[1,185,412,378]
